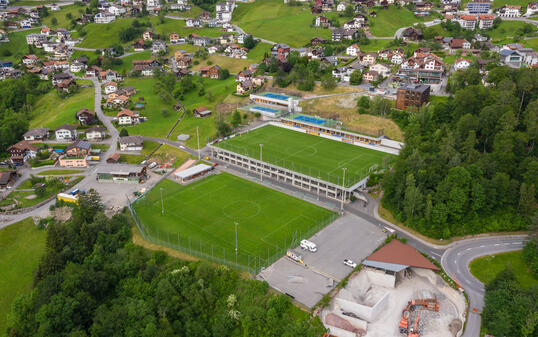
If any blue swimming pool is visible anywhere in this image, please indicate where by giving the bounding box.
[294,115,326,125]
[262,93,290,100]
[252,106,280,113]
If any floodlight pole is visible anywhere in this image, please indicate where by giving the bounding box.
[197,126,200,160]
[259,144,263,182]
[234,222,238,266]
[340,168,347,212]
[160,187,164,215]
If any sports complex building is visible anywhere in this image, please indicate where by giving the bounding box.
[209,109,403,201]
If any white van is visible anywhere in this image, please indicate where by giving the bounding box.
[300,239,318,252]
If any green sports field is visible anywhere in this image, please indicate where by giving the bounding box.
[132,173,336,271]
[216,125,391,187]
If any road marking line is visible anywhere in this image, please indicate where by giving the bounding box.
[504,243,510,245]
[466,248,472,251]
[480,245,485,248]
[431,252,441,257]
[494,244,501,246]
[513,242,522,244]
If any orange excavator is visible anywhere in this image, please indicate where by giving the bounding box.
[399,299,438,336]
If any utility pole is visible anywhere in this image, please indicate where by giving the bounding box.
[317,175,320,201]
[160,187,164,215]
[341,168,346,212]
[196,126,200,160]
[259,143,263,182]
[235,222,238,266]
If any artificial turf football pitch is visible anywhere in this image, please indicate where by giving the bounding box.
[215,125,391,187]
[133,173,336,270]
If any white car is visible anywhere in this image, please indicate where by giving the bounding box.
[343,259,357,269]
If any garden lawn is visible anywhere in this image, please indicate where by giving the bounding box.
[492,0,534,8]
[37,169,85,176]
[216,124,391,186]
[487,20,537,39]
[30,87,94,129]
[247,42,272,61]
[119,141,160,164]
[232,0,333,47]
[357,38,393,52]
[42,4,83,28]
[79,18,138,49]
[470,251,538,288]
[111,50,152,73]
[132,173,336,268]
[191,55,252,73]
[126,77,235,148]
[0,28,41,63]
[0,218,46,335]
[369,6,425,37]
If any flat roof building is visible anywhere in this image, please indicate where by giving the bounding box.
[96,164,147,184]
[174,163,213,182]
[395,84,430,110]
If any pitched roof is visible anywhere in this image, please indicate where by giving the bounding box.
[364,240,439,271]
[23,128,49,137]
[8,140,38,151]
[55,124,77,131]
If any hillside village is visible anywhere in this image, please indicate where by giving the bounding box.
[0,0,537,336]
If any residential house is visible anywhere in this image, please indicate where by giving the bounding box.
[169,32,182,44]
[337,2,347,11]
[142,30,153,41]
[399,53,445,83]
[85,126,106,141]
[237,33,250,44]
[119,136,144,151]
[132,38,146,51]
[370,63,391,77]
[497,5,521,17]
[343,18,362,30]
[7,140,37,165]
[236,79,253,94]
[151,40,167,54]
[100,69,121,82]
[391,52,404,64]
[103,81,118,95]
[23,128,49,141]
[55,124,77,140]
[186,18,202,27]
[191,35,212,47]
[26,33,47,45]
[449,39,471,51]
[360,52,377,66]
[478,14,494,29]
[271,43,291,61]
[109,5,126,15]
[106,94,130,107]
[499,49,523,68]
[454,58,472,70]
[526,2,538,16]
[456,15,477,29]
[117,109,138,125]
[331,28,358,41]
[346,43,361,56]
[236,69,253,82]
[315,15,330,27]
[193,107,212,118]
[22,54,39,66]
[65,140,92,157]
[176,56,192,69]
[311,37,326,45]
[363,70,378,82]
[520,49,538,67]
[200,65,221,79]
[76,108,95,125]
[94,12,116,24]
[51,72,71,86]
[401,27,423,41]
[0,171,17,189]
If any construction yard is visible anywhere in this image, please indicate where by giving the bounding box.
[321,241,466,337]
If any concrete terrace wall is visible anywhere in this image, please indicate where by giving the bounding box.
[365,268,396,288]
[334,291,390,322]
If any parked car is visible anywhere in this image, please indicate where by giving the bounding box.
[343,259,357,268]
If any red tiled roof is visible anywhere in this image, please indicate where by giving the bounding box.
[365,240,439,271]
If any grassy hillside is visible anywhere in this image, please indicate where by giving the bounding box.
[369,6,428,37]
[0,218,46,335]
[470,251,538,288]
[30,87,94,129]
[0,29,41,63]
[42,4,84,28]
[232,0,335,47]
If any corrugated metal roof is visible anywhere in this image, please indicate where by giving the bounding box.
[362,260,408,272]
[175,164,212,179]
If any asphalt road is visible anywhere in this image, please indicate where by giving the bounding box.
[442,236,527,337]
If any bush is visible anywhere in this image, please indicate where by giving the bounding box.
[119,128,129,137]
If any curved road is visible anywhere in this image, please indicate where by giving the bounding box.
[442,236,527,337]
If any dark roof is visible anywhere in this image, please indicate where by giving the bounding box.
[119,136,143,145]
[55,124,77,131]
[364,240,439,271]
[66,140,91,151]
[7,140,38,151]
[23,128,49,137]
[0,171,16,185]
[402,84,430,93]
[86,126,106,133]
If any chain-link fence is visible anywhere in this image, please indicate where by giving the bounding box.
[128,195,338,274]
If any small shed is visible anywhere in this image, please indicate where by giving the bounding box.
[193,107,212,118]
[174,163,212,182]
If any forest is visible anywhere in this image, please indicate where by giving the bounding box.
[0,75,51,156]
[382,67,537,239]
[5,191,325,337]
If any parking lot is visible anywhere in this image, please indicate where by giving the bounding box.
[258,213,386,308]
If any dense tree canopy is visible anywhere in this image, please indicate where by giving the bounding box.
[382,67,537,239]
[7,193,325,336]
[0,75,51,155]
[482,268,538,337]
